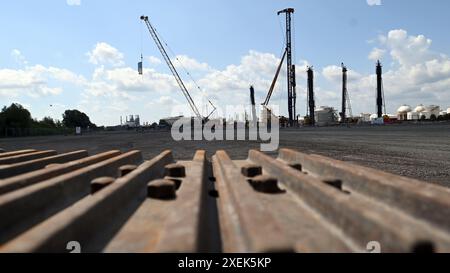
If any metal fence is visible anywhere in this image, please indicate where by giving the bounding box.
[0,127,75,138]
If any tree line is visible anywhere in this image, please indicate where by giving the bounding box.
[0,103,96,137]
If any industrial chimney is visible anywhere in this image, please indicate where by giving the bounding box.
[307,67,315,126]
[341,63,348,122]
[376,60,383,118]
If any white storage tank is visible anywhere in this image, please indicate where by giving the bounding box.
[426,105,440,118]
[397,105,412,121]
[415,104,426,113]
[407,112,420,120]
[360,113,371,122]
[420,112,432,120]
[260,108,268,124]
[260,107,274,124]
[315,106,337,126]
[447,108,450,114]
[397,105,412,113]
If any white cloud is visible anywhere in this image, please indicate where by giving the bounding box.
[378,29,450,88]
[174,55,211,72]
[381,29,435,66]
[368,47,386,61]
[147,56,162,65]
[88,66,177,95]
[0,65,85,98]
[66,0,81,6]
[11,49,28,66]
[154,96,180,106]
[197,50,288,106]
[322,65,362,83]
[87,42,124,67]
[367,0,381,6]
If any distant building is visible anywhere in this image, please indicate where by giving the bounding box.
[360,113,372,123]
[159,116,184,127]
[370,114,379,121]
[315,106,338,126]
[122,115,141,128]
[369,113,384,125]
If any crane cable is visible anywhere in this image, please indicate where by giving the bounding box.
[292,14,296,69]
[139,20,144,78]
[151,26,217,118]
[153,27,204,94]
[276,14,289,118]
[382,79,387,116]
[141,20,143,59]
[292,13,298,121]
[278,16,286,46]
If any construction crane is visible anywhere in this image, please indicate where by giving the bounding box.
[252,8,297,126]
[261,50,287,107]
[278,8,297,126]
[254,49,287,123]
[140,15,214,121]
[204,100,217,121]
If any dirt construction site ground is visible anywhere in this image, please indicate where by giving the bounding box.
[1,123,449,187]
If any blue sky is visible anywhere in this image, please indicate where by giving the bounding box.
[1,0,450,125]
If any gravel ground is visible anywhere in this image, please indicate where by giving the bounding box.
[1,122,449,187]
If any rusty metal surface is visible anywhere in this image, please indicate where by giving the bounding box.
[0,149,36,159]
[0,150,57,165]
[0,150,88,179]
[0,148,449,253]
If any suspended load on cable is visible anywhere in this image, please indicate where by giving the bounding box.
[138,54,144,75]
[138,61,143,75]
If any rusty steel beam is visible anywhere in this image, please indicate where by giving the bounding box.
[155,151,207,252]
[0,151,173,253]
[0,150,88,179]
[0,150,121,195]
[0,150,143,244]
[249,149,450,253]
[104,151,215,253]
[0,150,57,165]
[0,150,36,159]
[103,185,177,253]
[233,159,355,253]
[278,148,450,231]
[213,150,292,253]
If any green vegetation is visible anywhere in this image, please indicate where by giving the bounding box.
[0,103,32,129]
[0,103,96,138]
[62,110,96,129]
